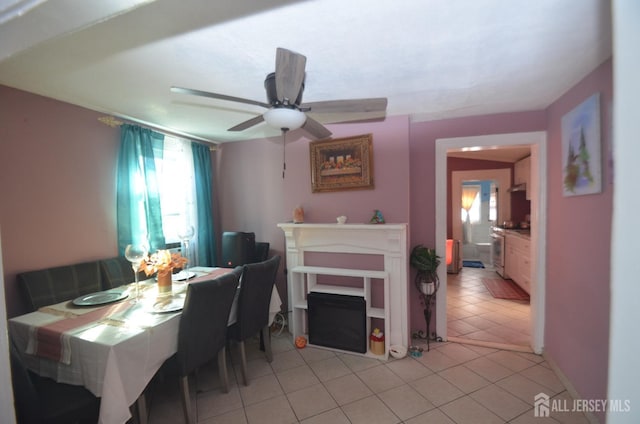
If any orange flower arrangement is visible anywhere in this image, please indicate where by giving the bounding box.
[140,250,188,278]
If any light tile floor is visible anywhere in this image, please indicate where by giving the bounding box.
[446,266,531,348]
[146,335,588,424]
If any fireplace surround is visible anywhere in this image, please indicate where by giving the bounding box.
[278,223,408,358]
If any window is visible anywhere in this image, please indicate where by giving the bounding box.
[118,124,216,266]
[154,136,196,245]
[461,185,481,224]
[489,183,497,222]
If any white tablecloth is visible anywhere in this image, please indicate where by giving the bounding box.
[8,267,283,424]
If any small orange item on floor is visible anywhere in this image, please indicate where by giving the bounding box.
[295,336,307,349]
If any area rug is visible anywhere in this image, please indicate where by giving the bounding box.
[462,260,485,268]
[482,278,530,301]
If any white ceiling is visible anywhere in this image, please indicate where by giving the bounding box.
[0,0,611,144]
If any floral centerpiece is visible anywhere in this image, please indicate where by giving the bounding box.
[140,250,188,295]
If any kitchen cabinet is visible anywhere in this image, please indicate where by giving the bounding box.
[514,156,531,200]
[504,232,531,294]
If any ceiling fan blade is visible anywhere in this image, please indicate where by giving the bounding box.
[275,48,306,105]
[171,86,270,109]
[301,116,332,140]
[301,97,387,114]
[228,115,265,132]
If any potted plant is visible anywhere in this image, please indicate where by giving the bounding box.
[410,244,441,350]
[410,244,441,296]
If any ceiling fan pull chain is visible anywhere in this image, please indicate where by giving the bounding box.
[282,130,287,179]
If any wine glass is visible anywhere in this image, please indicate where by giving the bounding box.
[177,225,195,280]
[125,243,148,300]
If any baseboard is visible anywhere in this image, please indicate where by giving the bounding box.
[542,353,600,424]
[447,336,533,353]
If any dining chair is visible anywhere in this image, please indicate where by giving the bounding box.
[253,242,270,263]
[173,267,242,424]
[9,339,100,424]
[227,255,281,386]
[18,261,103,311]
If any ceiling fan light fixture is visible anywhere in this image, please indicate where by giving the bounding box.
[263,108,306,131]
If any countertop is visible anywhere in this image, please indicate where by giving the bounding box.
[505,229,531,239]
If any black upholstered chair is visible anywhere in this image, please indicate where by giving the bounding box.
[227,255,281,386]
[10,339,100,424]
[99,256,144,290]
[18,261,102,311]
[253,242,270,263]
[173,267,242,424]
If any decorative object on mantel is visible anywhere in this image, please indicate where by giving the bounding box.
[309,134,374,192]
[369,209,385,224]
[293,205,304,223]
[410,244,442,351]
[336,215,347,224]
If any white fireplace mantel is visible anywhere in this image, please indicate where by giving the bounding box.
[278,223,409,355]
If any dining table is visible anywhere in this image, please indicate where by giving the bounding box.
[8,266,283,424]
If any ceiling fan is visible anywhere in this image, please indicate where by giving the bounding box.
[171,47,387,140]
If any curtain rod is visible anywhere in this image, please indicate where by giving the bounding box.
[97,115,218,151]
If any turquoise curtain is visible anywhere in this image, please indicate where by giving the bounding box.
[192,143,217,266]
[116,124,166,254]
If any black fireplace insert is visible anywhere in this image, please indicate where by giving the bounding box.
[308,291,366,353]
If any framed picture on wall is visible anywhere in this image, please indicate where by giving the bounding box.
[310,134,374,193]
[561,93,602,196]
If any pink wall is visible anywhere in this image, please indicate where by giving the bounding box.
[445,157,514,238]
[217,115,411,312]
[545,59,613,420]
[280,115,411,225]
[0,86,121,317]
[408,111,547,332]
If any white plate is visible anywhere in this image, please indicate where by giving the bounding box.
[172,270,196,281]
[73,290,128,306]
[148,297,184,313]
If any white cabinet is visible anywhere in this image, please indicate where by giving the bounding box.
[504,233,531,294]
[514,156,531,200]
[288,265,390,359]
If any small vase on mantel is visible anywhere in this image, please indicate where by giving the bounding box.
[157,271,172,296]
[293,206,304,223]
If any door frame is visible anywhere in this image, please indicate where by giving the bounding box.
[435,131,547,354]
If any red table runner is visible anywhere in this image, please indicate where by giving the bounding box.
[33,300,134,363]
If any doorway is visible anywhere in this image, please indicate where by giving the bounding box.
[449,169,531,348]
[435,132,547,354]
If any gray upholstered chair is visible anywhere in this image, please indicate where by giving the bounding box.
[18,261,102,311]
[227,255,281,386]
[10,339,100,423]
[172,267,242,423]
[253,242,270,263]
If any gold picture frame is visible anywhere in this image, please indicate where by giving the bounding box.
[310,134,374,193]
